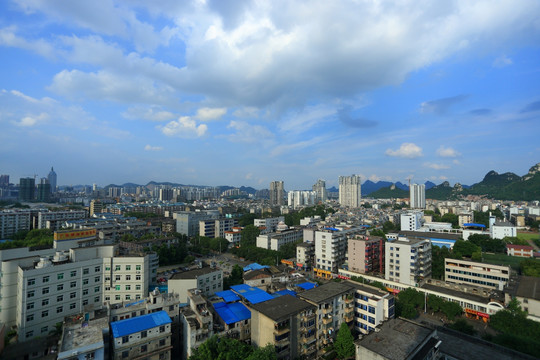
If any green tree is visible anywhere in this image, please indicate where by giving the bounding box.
[241,225,261,247]
[448,319,476,335]
[334,322,355,359]
[452,240,481,258]
[382,221,397,233]
[520,258,540,277]
[246,345,277,360]
[440,301,462,321]
[431,245,451,279]
[223,264,244,289]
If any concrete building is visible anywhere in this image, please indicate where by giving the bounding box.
[445,258,510,290]
[296,242,315,270]
[47,167,57,193]
[458,210,474,227]
[37,178,51,202]
[168,266,223,303]
[256,227,303,251]
[180,289,214,360]
[385,237,432,286]
[287,190,316,209]
[269,181,285,207]
[89,200,103,217]
[490,220,517,239]
[347,235,385,274]
[224,227,242,244]
[409,183,426,209]
[199,218,238,238]
[312,179,328,203]
[249,295,317,359]
[298,282,356,353]
[254,216,285,233]
[348,281,395,335]
[175,210,220,237]
[37,210,87,230]
[111,310,172,360]
[314,227,365,278]
[400,210,424,231]
[339,175,361,208]
[58,310,109,360]
[19,177,35,201]
[506,244,534,258]
[505,276,540,322]
[0,210,31,239]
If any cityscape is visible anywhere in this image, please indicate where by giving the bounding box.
[1,1,540,360]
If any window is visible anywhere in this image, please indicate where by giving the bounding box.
[56,306,63,313]
[95,286,100,292]
[159,339,166,346]
[136,265,141,271]
[82,299,89,306]
[105,266,111,271]
[83,279,89,285]
[26,331,33,338]
[136,275,141,281]
[126,265,131,271]
[83,268,90,275]
[122,336,129,344]
[125,285,131,291]
[27,278,36,286]
[26,314,34,322]
[42,310,49,318]
[95,276,100,282]
[141,330,147,338]
[43,275,49,283]
[41,326,48,333]
[42,299,49,306]
[58,273,64,280]
[94,296,100,302]
[42,287,49,295]
[115,295,121,300]
[71,270,77,277]
[122,351,129,358]
[116,285,121,291]
[141,345,147,352]
[95,266,101,272]
[159,326,165,333]
[115,275,121,281]
[115,265,121,271]
[70,292,76,299]
[136,285,141,290]
[105,296,110,301]
[70,281,77,288]
[105,276,111,282]
[126,275,131,281]
[57,284,64,291]
[83,289,89,296]
[57,295,63,302]
[126,295,131,300]
[70,303,76,309]
[27,302,34,310]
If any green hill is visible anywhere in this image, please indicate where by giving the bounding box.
[369,185,408,199]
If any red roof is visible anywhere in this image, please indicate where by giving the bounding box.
[506,244,534,250]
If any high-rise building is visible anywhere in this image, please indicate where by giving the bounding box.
[269,181,284,206]
[287,190,316,209]
[89,200,103,216]
[409,183,426,209]
[312,179,327,203]
[47,167,57,193]
[37,178,51,202]
[338,175,361,207]
[19,177,35,201]
[0,175,9,187]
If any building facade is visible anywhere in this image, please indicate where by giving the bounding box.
[0,210,31,239]
[445,258,510,290]
[385,237,432,286]
[168,267,223,303]
[269,181,285,207]
[410,183,426,209]
[314,227,364,278]
[347,235,385,274]
[339,175,361,208]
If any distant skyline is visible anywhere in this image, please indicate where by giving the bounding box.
[1,1,539,190]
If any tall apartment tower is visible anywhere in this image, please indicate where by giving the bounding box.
[37,178,51,202]
[19,177,35,201]
[47,167,57,193]
[409,183,426,209]
[339,175,361,207]
[312,179,327,203]
[269,181,284,206]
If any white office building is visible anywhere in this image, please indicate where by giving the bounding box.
[400,211,425,231]
[37,210,87,230]
[314,227,364,275]
[254,217,284,233]
[409,184,426,209]
[490,221,517,240]
[175,210,220,237]
[385,237,431,286]
[339,175,362,208]
[0,210,31,239]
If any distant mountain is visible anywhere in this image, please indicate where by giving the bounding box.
[361,180,394,195]
[424,181,436,190]
[368,184,408,199]
[328,186,338,193]
[425,181,461,200]
[395,182,409,191]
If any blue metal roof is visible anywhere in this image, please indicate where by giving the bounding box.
[297,282,317,290]
[463,223,486,228]
[230,284,274,304]
[325,227,340,231]
[213,302,251,325]
[273,289,296,297]
[111,310,171,338]
[215,290,241,303]
[243,263,270,272]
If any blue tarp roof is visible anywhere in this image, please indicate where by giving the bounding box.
[213,302,251,325]
[230,284,274,304]
[111,310,171,338]
[463,223,486,228]
[215,290,241,303]
[325,227,340,231]
[243,263,270,272]
[273,289,296,297]
[297,282,317,290]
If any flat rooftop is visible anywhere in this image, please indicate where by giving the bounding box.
[299,282,354,304]
[515,276,540,300]
[249,295,314,322]
[169,266,220,279]
[60,315,109,355]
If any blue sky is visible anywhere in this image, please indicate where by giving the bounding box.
[1,0,539,190]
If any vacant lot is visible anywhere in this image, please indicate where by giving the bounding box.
[517,232,540,241]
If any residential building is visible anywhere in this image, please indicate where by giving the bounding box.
[254,216,285,233]
[175,210,220,237]
[19,177,35,201]
[347,281,394,334]
[224,227,242,244]
[37,178,51,202]
[490,220,517,239]
[0,210,31,239]
[58,310,109,360]
[111,310,172,360]
[243,268,273,289]
[90,200,103,217]
[249,295,317,359]
[312,179,328,203]
[168,266,223,303]
[385,237,431,286]
[296,242,315,270]
[298,282,355,353]
[506,244,534,258]
[199,218,238,238]
[256,227,303,251]
[314,227,364,278]
[505,276,540,321]
[179,288,215,360]
[445,258,510,290]
[47,167,57,193]
[269,181,285,207]
[347,235,384,274]
[339,175,361,208]
[400,210,424,231]
[409,183,426,209]
[37,210,87,230]
[287,190,316,209]
[458,210,474,227]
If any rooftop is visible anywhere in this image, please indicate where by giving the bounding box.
[59,314,109,356]
[169,266,221,280]
[299,281,354,304]
[249,295,315,322]
[346,280,389,297]
[213,302,251,325]
[230,284,274,304]
[111,310,171,338]
[514,276,540,300]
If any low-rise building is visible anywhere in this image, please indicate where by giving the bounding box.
[180,289,214,360]
[348,281,395,334]
[490,220,517,239]
[168,266,223,303]
[347,235,384,274]
[445,258,510,290]
[58,310,109,360]
[506,244,534,258]
[256,227,303,251]
[296,242,315,270]
[37,210,87,230]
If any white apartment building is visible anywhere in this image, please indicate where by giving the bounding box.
[256,228,303,251]
[385,237,431,286]
[180,289,215,360]
[409,183,426,209]
[348,281,395,334]
[400,211,424,231]
[457,210,474,227]
[339,175,362,208]
[199,218,238,238]
[287,190,316,209]
[224,227,242,244]
[296,242,315,269]
[167,267,223,303]
[0,210,31,239]
[445,258,510,290]
[490,220,517,239]
[37,210,87,230]
[175,210,220,237]
[254,216,284,233]
[314,227,364,275]
[312,179,328,203]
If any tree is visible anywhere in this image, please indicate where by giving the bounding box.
[223,264,243,289]
[241,225,260,247]
[334,322,355,359]
[246,345,277,360]
[452,240,481,258]
[448,319,476,335]
[440,301,462,321]
[382,221,397,233]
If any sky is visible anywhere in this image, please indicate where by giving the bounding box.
[1,0,539,190]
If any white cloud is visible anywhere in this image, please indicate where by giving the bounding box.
[0,26,55,58]
[144,144,163,151]
[226,121,273,143]
[385,143,423,158]
[160,116,207,138]
[493,54,513,68]
[123,106,175,122]
[195,107,227,121]
[15,113,49,127]
[424,162,450,170]
[436,145,461,158]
